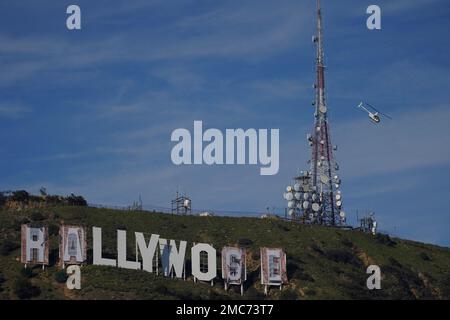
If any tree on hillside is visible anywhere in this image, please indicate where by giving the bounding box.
[0,192,5,207]
[66,193,87,206]
[11,190,30,203]
[39,187,47,197]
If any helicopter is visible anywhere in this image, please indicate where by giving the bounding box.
[357,101,392,124]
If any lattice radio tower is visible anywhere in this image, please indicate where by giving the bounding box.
[284,0,345,226]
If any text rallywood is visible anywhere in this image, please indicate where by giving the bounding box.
[20,225,288,291]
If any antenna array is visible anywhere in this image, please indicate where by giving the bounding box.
[284,0,345,226]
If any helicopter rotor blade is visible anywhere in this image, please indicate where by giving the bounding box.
[357,102,370,114]
[365,102,392,120]
[364,102,379,112]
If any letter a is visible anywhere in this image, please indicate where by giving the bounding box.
[366,265,381,289]
[66,265,81,290]
[66,5,81,30]
[366,5,381,30]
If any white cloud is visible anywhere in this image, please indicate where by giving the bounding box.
[382,0,443,13]
[0,103,30,119]
[150,66,205,90]
[0,1,312,88]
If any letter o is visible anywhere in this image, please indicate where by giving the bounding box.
[191,243,217,281]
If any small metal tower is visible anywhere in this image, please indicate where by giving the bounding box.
[284,0,345,226]
[171,191,192,215]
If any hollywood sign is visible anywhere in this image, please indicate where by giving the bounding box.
[20,224,288,295]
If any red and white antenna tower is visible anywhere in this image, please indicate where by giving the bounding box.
[284,0,345,226]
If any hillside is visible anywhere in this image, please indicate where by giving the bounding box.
[0,205,450,300]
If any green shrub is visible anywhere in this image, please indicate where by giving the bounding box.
[48,223,60,236]
[286,260,300,279]
[246,287,265,299]
[441,275,450,298]
[375,233,396,247]
[66,194,87,206]
[0,273,5,293]
[305,288,316,296]
[11,190,30,203]
[45,195,61,205]
[388,257,402,268]
[20,267,35,278]
[325,249,360,266]
[14,218,30,231]
[298,272,315,282]
[13,278,41,300]
[238,238,253,247]
[54,270,68,283]
[0,240,19,256]
[277,224,290,232]
[341,238,354,248]
[279,288,299,300]
[0,192,6,207]
[30,211,45,221]
[310,243,324,255]
[419,252,431,261]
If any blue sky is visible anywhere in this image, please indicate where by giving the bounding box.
[1,0,450,246]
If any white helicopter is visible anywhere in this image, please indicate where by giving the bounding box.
[357,101,392,124]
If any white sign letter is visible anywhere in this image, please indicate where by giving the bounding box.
[117,230,141,270]
[191,243,217,281]
[92,227,116,267]
[135,232,160,272]
[366,265,381,289]
[66,265,81,290]
[61,226,85,263]
[159,239,187,278]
